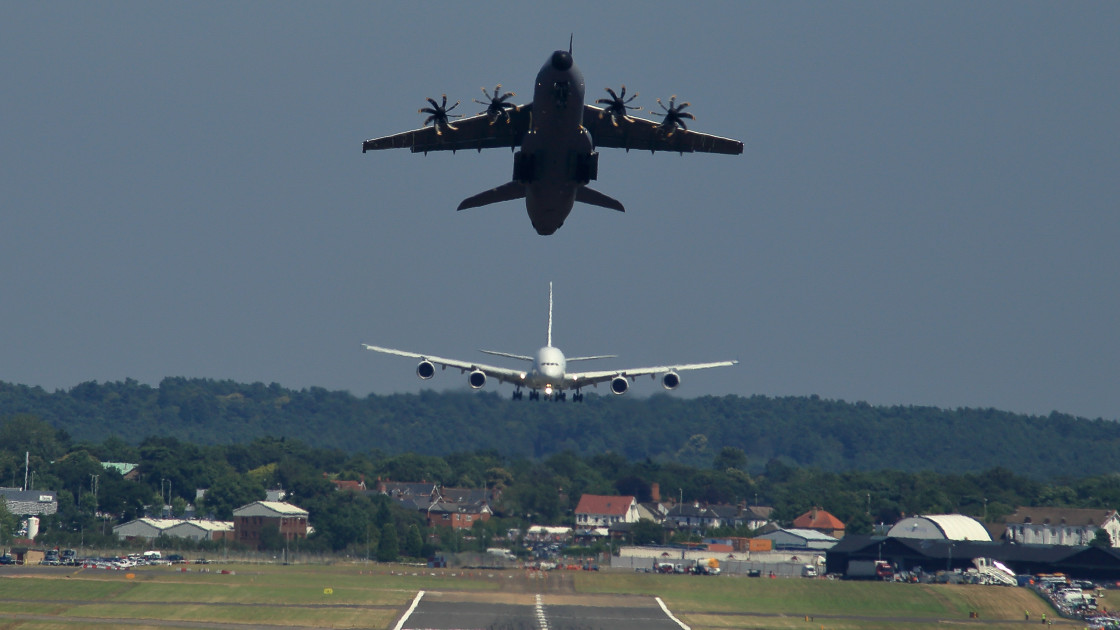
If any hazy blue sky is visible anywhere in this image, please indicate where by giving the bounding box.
[3,2,1118,419]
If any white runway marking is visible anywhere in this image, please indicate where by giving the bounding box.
[535,593,549,629]
[392,590,425,630]
[655,596,690,630]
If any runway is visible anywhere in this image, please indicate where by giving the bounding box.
[395,590,689,630]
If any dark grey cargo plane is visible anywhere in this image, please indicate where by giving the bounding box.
[361,47,744,235]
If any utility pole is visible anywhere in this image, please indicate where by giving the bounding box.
[91,474,101,535]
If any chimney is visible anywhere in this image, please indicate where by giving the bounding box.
[651,482,661,502]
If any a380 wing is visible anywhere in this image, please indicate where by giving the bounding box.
[362,106,532,154]
[361,344,526,385]
[582,105,743,155]
[568,360,739,388]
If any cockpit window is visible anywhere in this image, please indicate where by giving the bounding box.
[553,81,570,108]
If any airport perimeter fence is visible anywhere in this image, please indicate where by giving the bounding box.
[610,555,808,577]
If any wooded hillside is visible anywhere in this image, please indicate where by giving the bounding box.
[2,378,1117,479]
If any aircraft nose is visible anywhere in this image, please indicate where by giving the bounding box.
[550,50,573,71]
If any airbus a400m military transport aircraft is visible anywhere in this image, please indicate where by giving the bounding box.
[362,45,744,235]
[362,284,737,402]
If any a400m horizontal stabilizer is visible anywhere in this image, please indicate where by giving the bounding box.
[575,186,625,212]
[457,181,526,211]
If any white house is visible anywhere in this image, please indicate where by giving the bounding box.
[574,495,639,527]
[1003,507,1120,547]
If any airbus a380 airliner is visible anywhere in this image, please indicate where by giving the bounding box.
[362,284,737,402]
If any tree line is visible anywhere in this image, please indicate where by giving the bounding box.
[2,378,1119,479]
[2,413,1118,559]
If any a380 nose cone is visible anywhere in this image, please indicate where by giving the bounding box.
[550,50,573,71]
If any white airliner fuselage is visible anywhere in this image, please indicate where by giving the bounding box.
[363,284,737,402]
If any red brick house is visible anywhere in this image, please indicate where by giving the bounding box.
[233,501,308,549]
[425,501,492,530]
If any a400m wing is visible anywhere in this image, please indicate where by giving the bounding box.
[362,107,532,154]
[361,344,526,385]
[582,104,743,155]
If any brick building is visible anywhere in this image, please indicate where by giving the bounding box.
[233,501,308,549]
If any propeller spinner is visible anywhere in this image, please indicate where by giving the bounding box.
[651,95,694,134]
[596,85,641,127]
[474,85,516,124]
[419,95,462,135]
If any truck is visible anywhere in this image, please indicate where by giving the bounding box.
[690,558,721,576]
[846,559,893,580]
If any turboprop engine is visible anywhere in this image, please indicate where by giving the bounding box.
[416,361,436,380]
[468,370,487,389]
[662,371,681,390]
[610,376,629,395]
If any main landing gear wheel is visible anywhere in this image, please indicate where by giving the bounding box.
[512,389,523,401]
[573,392,584,403]
[554,392,567,402]
[529,390,540,401]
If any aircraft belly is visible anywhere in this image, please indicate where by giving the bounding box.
[525,183,575,236]
[522,372,566,392]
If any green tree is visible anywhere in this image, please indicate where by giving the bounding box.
[1090,528,1112,548]
[713,446,747,471]
[0,499,16,545]
[377,522,399,562]
[202,473,266,520]
[629,519,665,546]
[404,524,423,558]
[0,414,68,461]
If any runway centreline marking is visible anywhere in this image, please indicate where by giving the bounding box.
[655,596,690,630]
[392,590,425,630]
[535,593,548,629]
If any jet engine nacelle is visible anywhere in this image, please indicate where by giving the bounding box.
[662,371,681,390]
[416,361,436,380]
[468,370,487,389]
[610,376,629,395]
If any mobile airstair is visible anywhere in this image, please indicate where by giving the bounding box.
[973,557,1017,586]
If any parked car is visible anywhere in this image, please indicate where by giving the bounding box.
[0,555,15,565]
